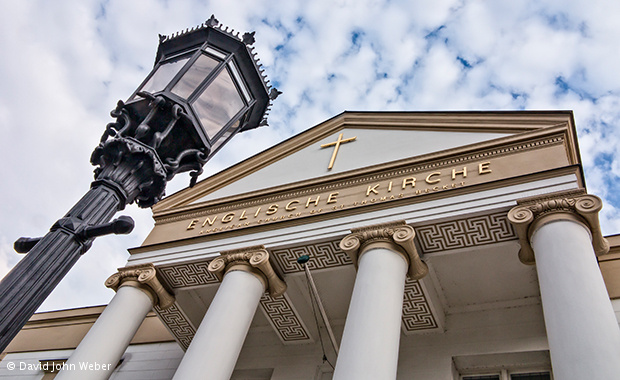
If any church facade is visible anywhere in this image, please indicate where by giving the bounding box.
[2,111,620,380]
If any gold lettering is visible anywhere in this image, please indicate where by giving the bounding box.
[266,204,279,215]
[402,177,416,189]
[182,164,484,233]
[187,219,199,230]
[286,200,299,211]
[479,162,492,174]
[327,192,339,204]
[425,172,441,184]
[452,166,467,180]
[306,196,320,207]
[202,216,218,227]
[366,184,380,196]
[222,212,235,223]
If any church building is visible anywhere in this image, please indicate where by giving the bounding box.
[2,111,620,380]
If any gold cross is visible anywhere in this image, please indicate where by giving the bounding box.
[320,132,357,170]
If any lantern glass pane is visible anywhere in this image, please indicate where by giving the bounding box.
[142,57,189,94]
[192,68,244,139]
[171,54,219,99]
[211,118,241,152]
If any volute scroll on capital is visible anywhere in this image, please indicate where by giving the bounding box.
[508,190,609,264]
[105,263,175,309]
[340,221,428,280]
[207,247,287,298]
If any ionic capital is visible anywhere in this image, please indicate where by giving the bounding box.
[340,221,428,280]
[508,189,609,264]
[105,263,175,309]
[208,247,287,298]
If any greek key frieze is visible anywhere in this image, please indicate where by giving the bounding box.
[158,260,219,288]
[259,293,313,343]
[401,279,439,333]
[271,240,352,274]
[154,303,196,351]
[415,212,517,253]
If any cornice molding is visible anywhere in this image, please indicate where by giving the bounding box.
[208,246,287,297]
[105,264,175,309]
[340,221,428,280]
[508,189,609,264]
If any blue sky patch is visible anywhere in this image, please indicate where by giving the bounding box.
[95,0,108,20]
[554,75,596,102]
[424,25,446,41]
[595,152,614,171]
[351,30,364,47]
[457,56,472,69]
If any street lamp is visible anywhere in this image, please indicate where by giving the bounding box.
[0,15,279,351]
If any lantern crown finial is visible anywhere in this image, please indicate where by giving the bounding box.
[155,16,280,131]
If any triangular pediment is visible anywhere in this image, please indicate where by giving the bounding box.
[152,111,580,215]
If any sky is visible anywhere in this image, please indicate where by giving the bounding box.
[1,0,620,312]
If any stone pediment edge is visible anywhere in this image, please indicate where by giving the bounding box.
[152,111,577,215]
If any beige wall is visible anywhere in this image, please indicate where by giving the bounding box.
[600,234,620,299]
[2,305,174,355]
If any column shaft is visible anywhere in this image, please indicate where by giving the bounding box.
[531,219,620,379]
[172,270,266,380]
[333,246,408,380]
[56,285,153,380]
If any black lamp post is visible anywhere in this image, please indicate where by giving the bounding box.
[0,15,279,351]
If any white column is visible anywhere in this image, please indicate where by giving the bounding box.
[335,223,427,380]
[334,246,407,380]
[509,192,620,380]
[57,264,174,380]
[531,219,620,379]
[172,248,286,380]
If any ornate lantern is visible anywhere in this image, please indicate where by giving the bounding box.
[0,16,279,351]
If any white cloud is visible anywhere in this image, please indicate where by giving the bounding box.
[1,0,620,315]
